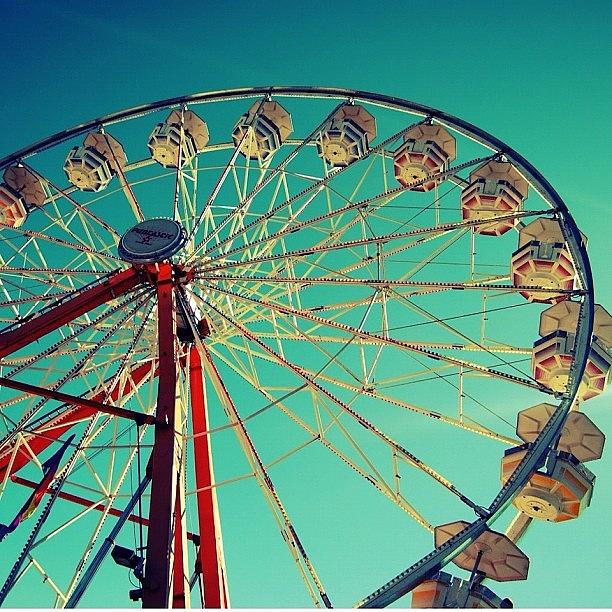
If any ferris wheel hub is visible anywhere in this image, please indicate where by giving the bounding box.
[118,218,187,263]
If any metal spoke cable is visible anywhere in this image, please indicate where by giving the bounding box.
[198,274,572,296]
[193,116,429,263]
[0,416,99,606]
[0,223,124,263]
[201,299,486,516]
[0,265,110,276]
[186,94,271,247]
[193,339,332,609]
[384,300,534,333]
[245,284,529,431]
[196,283,545,392]
[0,294,152,451]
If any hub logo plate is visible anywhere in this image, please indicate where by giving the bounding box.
[118,218,186,263]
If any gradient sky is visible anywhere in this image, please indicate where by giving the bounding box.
[0,0,611,608]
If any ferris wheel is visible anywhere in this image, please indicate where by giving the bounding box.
[0,86,608,609]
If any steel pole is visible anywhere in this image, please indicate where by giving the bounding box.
[65,473,152,608]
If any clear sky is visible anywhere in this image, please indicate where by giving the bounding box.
[0,0,610,608]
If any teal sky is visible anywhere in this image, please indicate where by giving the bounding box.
[0,0,611,608]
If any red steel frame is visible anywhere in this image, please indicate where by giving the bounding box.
[189,345,229,608]
[0,360,157,483]
[0,377,156,426]
[0,267,142,359]
[10,475,200,543]
[0,262,229,608]
[141,263,186,607]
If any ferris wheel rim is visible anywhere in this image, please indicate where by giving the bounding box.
[0,85,596,608]
[0,84,592,288]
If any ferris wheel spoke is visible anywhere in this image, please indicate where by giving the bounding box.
[289,180,469,283]
[196,283,546,392]
[217,180,368,281]
[198,208,549,276]
[194,341,332,608]
[201,299,487,515]
[0,265,110,277]
[217,283,529,387]
[189,100,350,262]
[0,223,123,267]
[253,332,531,355]
[187,437,320,496]
[0,275,75,312]
[0,244,81,300]
[108,157,146,225]
[175,157,199,238]
[18,220,112,287]
[195,153,496,270]
[0,246,113,309]
[192,116,429,263]
[6,417,150,605]
[170,108,188,222]
[222,155,277,257]
[207,342,433,530]
[15,554,65,604]
[332,228,462,282]
[315,394,433,530]
[199,273,577,298]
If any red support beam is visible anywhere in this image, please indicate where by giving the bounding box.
[0,360,158,482]
[189,345,229,608]
[142,265,183,608]
[10,475,199,543]
[0,267,143,359]
[0,377,156,426]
